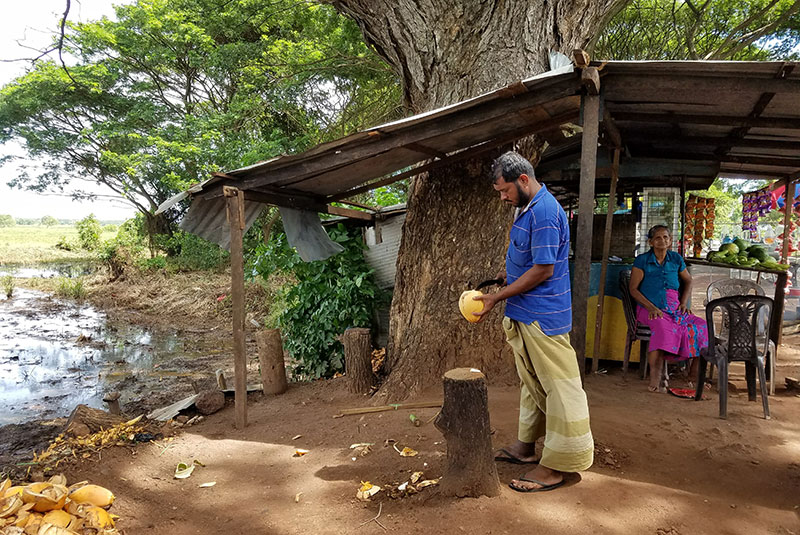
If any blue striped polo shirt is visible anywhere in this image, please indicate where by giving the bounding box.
[505,184,572,335]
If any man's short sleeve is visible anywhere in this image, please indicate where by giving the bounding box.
[531,212,560,265]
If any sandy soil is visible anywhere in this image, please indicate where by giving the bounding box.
[50,348,800,535]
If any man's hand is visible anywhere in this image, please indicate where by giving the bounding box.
[648,307,664,320]
[472,292,500,322]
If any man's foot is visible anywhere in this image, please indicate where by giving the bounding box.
[493,440,538,464]
[509,465,564,492]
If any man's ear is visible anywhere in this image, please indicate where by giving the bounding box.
[517,173,530,186]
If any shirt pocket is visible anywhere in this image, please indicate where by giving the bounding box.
[507,236,531,267]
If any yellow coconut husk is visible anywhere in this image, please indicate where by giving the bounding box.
[37,523,81,535]
[1,478,11,495]
[41,510,74,529]
[22,512,43,534]
[1,494,24,519]
[46,476,67,488]
[3,525,25,534]
[65,483,88,494]
[22,483,68,513]
[4,487,25,499]
[82,507,114,530]
[62,501,85,518]
[67,486,114,509]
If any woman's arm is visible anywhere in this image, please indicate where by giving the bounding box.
[629,266,663,319]
[678,268,693,313]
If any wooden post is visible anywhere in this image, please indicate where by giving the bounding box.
[433,368,500,498]
[342,327,373,394]
[256,329,288,395]
[780,179,795,264]
[224,186,247,429]
[572,92,601,377]
[591,148,620,373]
[772,179,796,349]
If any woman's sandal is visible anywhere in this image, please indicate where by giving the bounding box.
[647,385,667,393]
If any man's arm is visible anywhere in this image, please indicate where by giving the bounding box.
[472,264,554,321]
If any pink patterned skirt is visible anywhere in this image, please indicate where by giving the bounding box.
[636,289,708,361]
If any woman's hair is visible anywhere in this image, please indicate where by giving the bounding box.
[647,224,670,239]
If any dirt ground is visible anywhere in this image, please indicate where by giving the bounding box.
[49,347,800,535]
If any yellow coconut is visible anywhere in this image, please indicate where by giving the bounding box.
[0,494,24,519]
[21,483,68,513]
[67,485,114,509]
[41,510,74,528]
[83,506,114,529]
[458,290,485,323]
[4,487,24,499]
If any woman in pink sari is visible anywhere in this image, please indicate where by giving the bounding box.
[629,225,708,392]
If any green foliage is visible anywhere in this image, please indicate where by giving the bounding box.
[56,277,87,300]
[41,215,58,227]
[251,224,386,379]
[596,0,800,60]
[0,215,15,227]
[103,224,118,233]
[55,236,77,251]
[2,275,13,298]
[75,214,102,250]
[139,256,168,271]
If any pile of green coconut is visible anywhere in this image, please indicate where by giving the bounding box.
[706,238,789,271]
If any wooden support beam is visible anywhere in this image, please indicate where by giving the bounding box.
[627,134,800,152]
[781,179,795,264]
[613,112,799,130]
[224,186,248,430]
[572,49,590,68]
[591,148,620,374]
[572,93,600,378]
[581,67,600,96]
[626,149,800,169]
[405,142,447,159]
[602,109,623,149]
[329,111,579,202]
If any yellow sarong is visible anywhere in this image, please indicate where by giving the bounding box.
[502,317,594,472]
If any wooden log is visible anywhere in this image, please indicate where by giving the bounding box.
[572,92,601,377]
[215,369,227,390]
[256,329,288,395]
[572,48,590,68]
[581,67,600,96]
[342,327,374,394]
[65,405,125,437]
[591,148,620,373]
[102,392,121,415]
[224,186,248,429]
[434,368,500,498]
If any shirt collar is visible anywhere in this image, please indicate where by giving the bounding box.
[516,184,547,217]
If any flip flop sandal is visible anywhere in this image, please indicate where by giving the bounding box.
[509,476,566,493]
[494,448,538,465]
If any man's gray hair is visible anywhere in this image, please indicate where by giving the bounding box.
[491,151,535,183]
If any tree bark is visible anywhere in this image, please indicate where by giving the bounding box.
[434,368,500,498]
[256,329,288,395]
[342,327,374,394]
[65,405,125,437]
[332,0,627,400]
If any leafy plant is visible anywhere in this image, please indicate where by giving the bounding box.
[56,277,87,300]
[76,214,102,250]
[1,275,13,298]
[251,224,387,379]
[0,215,15,227]
[139,256,167,271]
[40,215,58,227]
[55,236,77,251]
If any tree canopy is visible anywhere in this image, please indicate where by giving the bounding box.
[0,0,400,226]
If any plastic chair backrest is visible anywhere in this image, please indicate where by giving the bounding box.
[619,270,637,334]
[705,295,773,362]
[707,279,767,335]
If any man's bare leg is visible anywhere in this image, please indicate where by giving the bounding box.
[495,439,539,463]
[509,464,564,491]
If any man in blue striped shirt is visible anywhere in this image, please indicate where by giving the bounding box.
[474,151,593,493]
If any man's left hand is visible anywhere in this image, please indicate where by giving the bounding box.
[472,293,500,322]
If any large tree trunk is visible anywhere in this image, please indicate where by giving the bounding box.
[332,0,628,400]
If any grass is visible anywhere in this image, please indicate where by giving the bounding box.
[0,225,116,264]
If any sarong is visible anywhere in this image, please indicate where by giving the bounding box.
[635,289,708,361]
[502,317,594,473]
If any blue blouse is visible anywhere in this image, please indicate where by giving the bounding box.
[632,250,686,310]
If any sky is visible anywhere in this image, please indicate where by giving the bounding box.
[0,0,136,221]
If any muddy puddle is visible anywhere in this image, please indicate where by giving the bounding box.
[0,261,95,279]
[0,287,218,427]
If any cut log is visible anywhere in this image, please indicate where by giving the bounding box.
[256,329,288,395]
[434,368,500,498]
[342,327,374,394]
[65,405,125,437]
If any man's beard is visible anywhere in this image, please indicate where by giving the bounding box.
[515,182,531,208]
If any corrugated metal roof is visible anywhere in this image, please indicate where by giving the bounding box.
[171,60,800,230]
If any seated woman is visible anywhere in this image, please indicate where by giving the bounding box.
[629,225,708,392]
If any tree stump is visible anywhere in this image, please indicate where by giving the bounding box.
[434,368,500,497]
[65,405,126,437]
[256,329,288,395]
[342,327,373,394]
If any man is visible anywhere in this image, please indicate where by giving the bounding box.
[474,150,593,492]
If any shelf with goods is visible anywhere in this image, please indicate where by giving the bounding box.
[683,194,716,258]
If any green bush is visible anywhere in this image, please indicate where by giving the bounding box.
[103,224,118,233]
[161,231,227,271]
[56,277,87,300]
[55,236,77,251]
[251,224,386,379]
[2,275,13,298]
[41,215,58,227]
[76,214,102,250]
[139,256,167,270]
[0,215,15,227]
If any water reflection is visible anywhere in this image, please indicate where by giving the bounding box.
[0,288,184,426]
[0,262,95,279]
